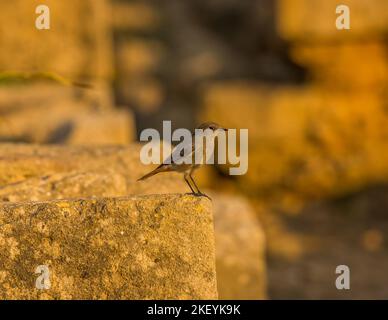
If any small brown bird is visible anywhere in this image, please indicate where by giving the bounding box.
[138,122,227,198]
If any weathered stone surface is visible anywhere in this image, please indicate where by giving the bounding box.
[0,194,217,299]
[212,193,266,299]
[0,171,127,203]
[0,143,267,299]
[277,0,388,41]
[0,144,185,194]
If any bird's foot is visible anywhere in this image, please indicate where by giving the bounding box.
[185,192,212,200]
[195,192,212,200]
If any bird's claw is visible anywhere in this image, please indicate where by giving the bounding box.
[185,191,212,200]
[195,192,212,200]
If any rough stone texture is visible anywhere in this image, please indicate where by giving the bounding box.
[0,143,267,299]
[0,195,217,299]
[277,0,388,41]
[0,144,186,196]
[211,193,266,299]
[0,171,128,203]
[0,194,217,299]
[0,144,217,299]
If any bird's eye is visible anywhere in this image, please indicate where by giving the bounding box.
[209,126,214,130]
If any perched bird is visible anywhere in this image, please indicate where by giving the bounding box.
[138,122,228,198]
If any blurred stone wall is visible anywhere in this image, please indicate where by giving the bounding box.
[111,0,304,134]
[109,0,388,299]
[0,0,112,81]
[200,0,388,203]
[0,143,267,299]
[1,0,386,300]
[112,0,164,117]
[0,0,268,300]
[194,0,388,298]
[0,0,134,144]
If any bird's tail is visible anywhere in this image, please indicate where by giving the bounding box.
[137,165,164,181]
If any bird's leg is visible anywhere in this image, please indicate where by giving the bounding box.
[189,174,200,193]
[189,174,211,200]
[184,174,196,195]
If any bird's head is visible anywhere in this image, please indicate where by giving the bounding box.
[196,122,228,136]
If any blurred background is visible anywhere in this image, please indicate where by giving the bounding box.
[0,0,388,299]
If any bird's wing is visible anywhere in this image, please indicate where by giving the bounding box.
[165,132,212,166]
[163,134,198,165]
